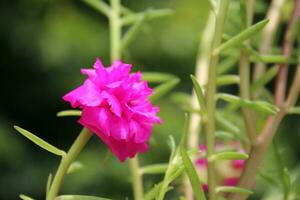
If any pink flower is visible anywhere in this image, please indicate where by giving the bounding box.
[63,58,161,161]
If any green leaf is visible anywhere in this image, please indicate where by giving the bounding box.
[122,11,147,49]
[19,194,35,200]
[243,45,292,64]
[145,183,162,200]
[144,182,173,200]
[139,163,168,175]
[149,78,180,103]
[283,168,291,200]
[215,131,237,140]
[121,8,173,26]
[67,161,84,174]
[215,186,253,195]
[57,110,82,117]
[251,66,278,92]
[14,126,66,157]
[209,152,248,162]
[180,147,206,200]
[215,113,241,134]
[55,195,111,200]
[180,113,190,147]
[216,75,240,86]
[217,93,279,115]
[213,19,269,55]
[190,75,206,113]
[287,107,300,114]
[46,173,52,196]
[258,171,279,187]
[142,72,177,83]
[167,135,176,160]
[82,0,110,17]
[217,54,239,75]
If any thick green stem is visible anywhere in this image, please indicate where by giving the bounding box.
[109,1,144,199]
[205,1,229,199]
[129,157,144,200]
[46,128,93,200]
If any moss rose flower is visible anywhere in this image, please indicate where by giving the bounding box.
[63,58,161,161]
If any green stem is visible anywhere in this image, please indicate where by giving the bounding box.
[129,157,144,200]
[109,1,144,199]
[185,13,215,200]
[206,1,229,200]
[109,0,121,62]
[46,128,93,200]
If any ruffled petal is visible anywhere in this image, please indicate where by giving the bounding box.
[63,79,102,108]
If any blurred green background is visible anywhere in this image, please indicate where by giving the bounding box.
[1,0,300,199]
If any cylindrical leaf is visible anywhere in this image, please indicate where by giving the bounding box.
[215,186,253,195]
[213,19,269,55]
[209,152,248,161]
[180,147,206,200]
[139,164,168,175]
[14,126,66,157]
[149,78,180,102]
[56,110,82,117]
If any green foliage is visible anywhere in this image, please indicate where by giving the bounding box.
[139,163,168,175]
[19,194,35,200]
[190,75,207,113]
[56,110,82,117]
[215,186,253,195]
[217,93,279,115]
[14,126,66,157]
[213,19,269,55]
[180,147,206,200]
[209,151,248,161]
[67,162,84,174]
[149,78,180,103]
[142,72,177,83]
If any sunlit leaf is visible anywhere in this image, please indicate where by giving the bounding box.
[213,19,268,55]
[55,195,111,200]
[19,194,34,200]
[209,152,248,161]
[149,78,180,102]
[180,147,206,200]
[14,126,66,157]
[56,110,82,117]
[215,186,253,195]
